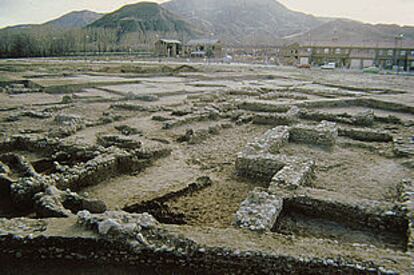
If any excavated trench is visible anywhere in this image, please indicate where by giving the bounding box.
[272,198,409,252]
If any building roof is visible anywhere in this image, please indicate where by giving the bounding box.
[297,40,414,49]
[187,39,220,46]
[158,39,181,44]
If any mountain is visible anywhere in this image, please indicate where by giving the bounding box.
[45,10,104,28]
[88,2,200,37]
[0,10,103,31]
[162,0,325,45]
[286,18,414,44]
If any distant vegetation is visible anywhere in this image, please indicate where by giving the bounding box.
[0,27,120,58]
[0,2,197,58]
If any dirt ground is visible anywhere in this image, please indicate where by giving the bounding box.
[0,58,413,272]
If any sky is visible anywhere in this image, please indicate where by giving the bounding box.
[0,0,414,28]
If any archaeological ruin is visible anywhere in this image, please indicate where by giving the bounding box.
[0,60,412,274]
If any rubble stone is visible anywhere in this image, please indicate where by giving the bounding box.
[236,152,289,181]
[338,128,393,142]
[242,126,289,155]
[10,175,53,209]
[289,121,338,146]
[97,135,142,149]
[77,210,158,239]
[54,114,84,127]
[34,186,106,218]
[114,125,142,136]
[110,103,161,112]
[269,160,315,191]
[0,153,38,177]
[235,190,283,231]
[253,107,300,126]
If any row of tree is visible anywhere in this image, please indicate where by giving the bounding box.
[0,27,185,58]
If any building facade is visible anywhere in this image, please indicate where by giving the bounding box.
[185,39,223,58]
[283,41,414,71]
[154,39,182,57]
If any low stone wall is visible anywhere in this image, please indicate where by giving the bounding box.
[53,149,125,190]
[269,160,315,191]
[97,135,142,149]
[0,153,38,178]
[259,91,308,101]
[0,213,405,274]
[393,137,414,157]
[0,133,171,218]
[238,100,291,113]
[177,123,233,145]
[399,179,414,252]
[243,126,290,155]
[289,121,338,147]
[235,189,283,231]
[236,124,316,183]
[299,109,374,127]
[283,195,408,236]
[163,110,220,129]
[48,114,87,138]
[34,186,106,218]
[239,98,414,117]
[6,110,52,122]
[235,152,288,181]
[0,82,42,94]
[53,144,171,191]
[338,128,393,142]
[252,107,300,126]
[359,98,414,115]
[110,103,162,113]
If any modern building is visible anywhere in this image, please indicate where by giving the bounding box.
[185,39,223,58]
[283,40,414,71]
[154,39,182,57]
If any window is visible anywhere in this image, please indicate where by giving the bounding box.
[400,50,406,56]
[324,48,329,54]
[335,48,341,54]
[387,49,393,56]
[378,50,384,56]
[307,48,312,53]
[386,60,392,65]
[345,49,350,54]
[316,49,321,54]
[411,50,414,56]
[411,61,414,67]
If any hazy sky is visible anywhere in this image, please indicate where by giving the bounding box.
[1,0,413,28]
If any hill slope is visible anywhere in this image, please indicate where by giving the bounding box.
[45,10,103,28]
[0,10,103,31]
[88,2,200,37]
[286,19,414,44]
[162,0,324,45]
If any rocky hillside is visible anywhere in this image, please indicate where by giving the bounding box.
[286,18,414,43]
[88,2,200,38]
[45,10,104,28]
[162,0,324,45]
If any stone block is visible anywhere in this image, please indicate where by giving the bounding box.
[243,126,290,155]
[236,152,288,181]
[289,121,338,146]
[269,160,315,191]
[235,190,283,231]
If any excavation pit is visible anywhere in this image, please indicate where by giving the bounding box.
[272,196,409,252]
